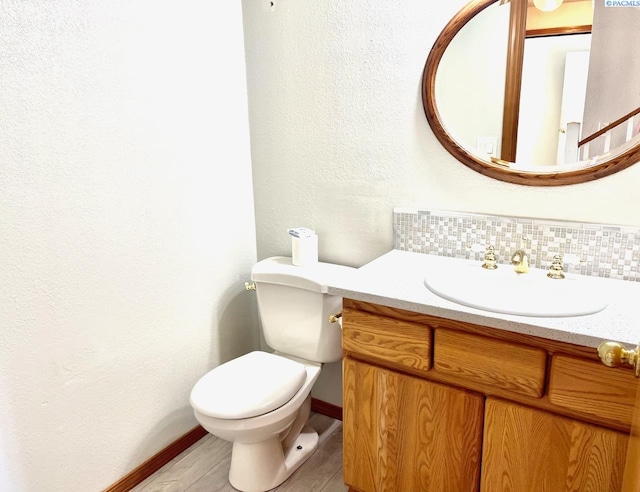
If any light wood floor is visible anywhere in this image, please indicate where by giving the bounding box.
[131,413,347,492]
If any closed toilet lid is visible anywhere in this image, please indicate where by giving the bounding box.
[190,351,307,419]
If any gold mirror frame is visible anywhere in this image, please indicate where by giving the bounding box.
[421,0,640,186]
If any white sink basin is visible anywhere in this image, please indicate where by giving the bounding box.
[424,258,608,317]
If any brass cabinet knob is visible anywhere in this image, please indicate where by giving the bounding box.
[597,341,640,378]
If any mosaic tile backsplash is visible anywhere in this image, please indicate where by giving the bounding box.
[393,208,640,282]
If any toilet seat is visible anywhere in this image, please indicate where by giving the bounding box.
[190,351,307,420]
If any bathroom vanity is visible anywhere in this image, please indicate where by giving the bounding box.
[328,250,640,492]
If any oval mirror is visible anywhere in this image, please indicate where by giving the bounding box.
[422,0,640,186]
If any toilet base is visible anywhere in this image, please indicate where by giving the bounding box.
[228,424,319,492]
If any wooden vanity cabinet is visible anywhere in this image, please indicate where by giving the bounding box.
[341,299,635,492]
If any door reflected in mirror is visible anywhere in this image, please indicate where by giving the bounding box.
[422,0,640,185]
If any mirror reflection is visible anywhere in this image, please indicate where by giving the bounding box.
[434,0,640,172]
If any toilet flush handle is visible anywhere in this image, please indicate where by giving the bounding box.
[329,312,342,323]
[244,282,256,291]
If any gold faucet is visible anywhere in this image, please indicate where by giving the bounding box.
[510,238,530,274]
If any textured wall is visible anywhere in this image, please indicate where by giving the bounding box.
[436,3,509,160]
[242,0,640,406]
[0,1,258,490]
[244,0,640,268]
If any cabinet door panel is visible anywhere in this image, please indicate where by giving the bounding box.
[343,357,483,492]
[481,398,628,492]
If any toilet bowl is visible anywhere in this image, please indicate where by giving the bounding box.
[189,257,354,492]
[191,352,322,491]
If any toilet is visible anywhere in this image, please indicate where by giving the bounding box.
[189,256,354,492]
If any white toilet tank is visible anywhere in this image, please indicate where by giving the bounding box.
[251,256,355,363]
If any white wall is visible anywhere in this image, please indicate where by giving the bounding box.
[0,1,258,490]
[242,0,640,406]
[583,2,640,157]
[436,2,509,159]
[517,34,591,166]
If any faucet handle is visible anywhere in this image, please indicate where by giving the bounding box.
[481,245,498,270]
[468,243,498,269]
[547,253,586,280]
[547,254,565,279]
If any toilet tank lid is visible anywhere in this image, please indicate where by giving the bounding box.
[190,351,307,419]
[251,256,355,293]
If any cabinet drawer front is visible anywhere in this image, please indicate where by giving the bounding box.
[342,308,431,375]
[549,354,636,428]
[434,329,547,398]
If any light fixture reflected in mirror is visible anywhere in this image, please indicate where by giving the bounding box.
[533,0,564,12]
[499,0,565,12]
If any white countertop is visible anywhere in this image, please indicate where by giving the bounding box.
[327,250,640,349]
